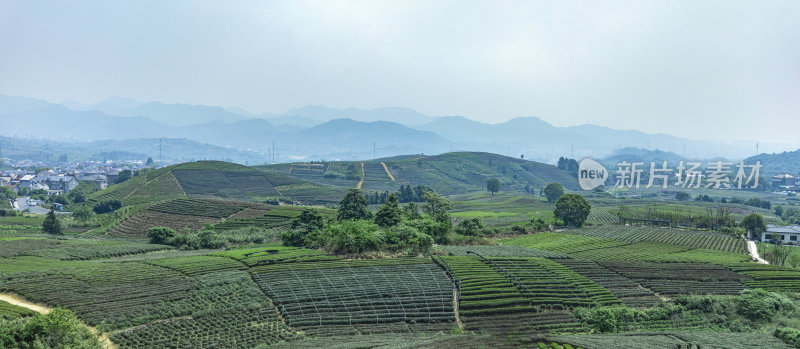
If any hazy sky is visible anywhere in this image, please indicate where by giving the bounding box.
[1,1,798,142]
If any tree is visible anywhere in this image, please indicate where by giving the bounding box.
[422,190,452,223]
[554,193,592,227]
[42,208,62,235]
[291,208,324,233]
[147,227,176,245]
[374,193,402,228]
[775,205,785,218]
[486,178,501,195]
[0,186,15,200]
[544,182,565,203]
[675,191,690,201]
[72,206,93,226]
[741,213,767,239]
[146,157,154,166]
[338,188,372,221]
[116,169,133,184]
[402,202,422,220]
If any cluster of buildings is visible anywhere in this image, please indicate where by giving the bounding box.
[771,173,800,192]
[0,170,116,195]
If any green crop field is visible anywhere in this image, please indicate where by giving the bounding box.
[6,157,800,348]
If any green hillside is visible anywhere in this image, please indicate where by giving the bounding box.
[88,160,345,206]
[258,152,577,195]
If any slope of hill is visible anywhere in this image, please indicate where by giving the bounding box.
[259,152,577,195]
[88,160,345,206]
[745,149,800,178]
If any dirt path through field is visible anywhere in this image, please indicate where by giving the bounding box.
[380,162,395,181]
[746,239,769,264]
[0,293,116,349]
[0,293,52,314]
[356,162,365,189]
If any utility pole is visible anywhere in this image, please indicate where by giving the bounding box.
[272,140,275,164]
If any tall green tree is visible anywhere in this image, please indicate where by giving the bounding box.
[422,190,452,223]
[338,188,372,221]
[116,169,133,184]
[291,208,324,233]
[486,178,501,195]
[375,193,402,227]
[544,182,565,203]
[42,208,62,235]
[402,202,422,220]
[741,213,767,239]
[554,193,592,227]
[72,206,93,226]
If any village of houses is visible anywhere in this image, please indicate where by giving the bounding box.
[0,157,163,213]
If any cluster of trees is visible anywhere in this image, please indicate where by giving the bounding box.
[775,205,800,225]
[0,308,102,348]
[49,183,100,206]
[557,157,579,177]
[0,186,16,201]
[92,200,122,214]
[365,185,432,205]
[282,188,461,254]
[146,227,224,250]
[16,188,48,201]
[742,197,772,209]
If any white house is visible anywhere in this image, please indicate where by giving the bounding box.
[762,225,800,244]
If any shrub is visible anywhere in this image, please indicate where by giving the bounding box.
[0,308,102,348]
[92,200,122,214]
[775,327,800,348]
[736,289,793,322]
[317,220,381,254]
[147,227,176,245]
[455,218,485,236]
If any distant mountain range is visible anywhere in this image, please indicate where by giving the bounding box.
[0,93,794,164]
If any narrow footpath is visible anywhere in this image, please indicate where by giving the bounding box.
[745,239,769,264]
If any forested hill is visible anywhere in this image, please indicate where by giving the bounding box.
[746,149,800,178]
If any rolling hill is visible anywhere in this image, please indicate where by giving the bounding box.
[87,160,345,206]
[258,152,578,195]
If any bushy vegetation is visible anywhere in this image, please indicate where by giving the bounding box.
[0,308,102,349]
[92,199,122,214]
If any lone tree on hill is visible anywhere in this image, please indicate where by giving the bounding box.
[486,178,501,195]
[338,188,372,221]
[544,182,565,203]
[554,193,592,227]
[42,208,62,235]
[375,193,402,227]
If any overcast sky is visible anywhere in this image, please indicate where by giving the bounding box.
[1,1,798,143]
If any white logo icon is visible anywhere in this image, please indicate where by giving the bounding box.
[578,158,607,190]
